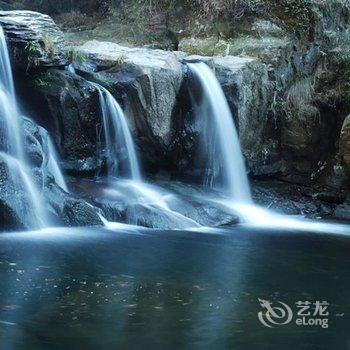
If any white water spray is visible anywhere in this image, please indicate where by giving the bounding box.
[46,136,68,192]
[0,27,51,228]
[189,62,252,203]
[93,83,141,181]
[0,152,48,227]
[0,27,24,162]
[93,83,200,229]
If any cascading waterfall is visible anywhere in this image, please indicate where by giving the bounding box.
[0,27,24,162]
[0,27,49,228]
[188,62,252,204]
[188,62,348,233]
[0,152,48,227]
[46,136,68,192]
[93,82,200,229]
[93,83,141,180]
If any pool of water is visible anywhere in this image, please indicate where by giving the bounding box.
[0,225,350,349]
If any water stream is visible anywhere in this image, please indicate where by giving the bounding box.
[0,27,24,162]
[45,135,68,192]
[93,83,142,181]
[93,82,200,229]
[189,62,252,203]
[0,151,49,227]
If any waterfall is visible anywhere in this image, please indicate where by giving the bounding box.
[0,152,49,228]
[0,27,50,228]
[93,83,142,181]
[0,27,24,162]
[46,136,68,192]
[92,83,200,229]
[188,62,252,203]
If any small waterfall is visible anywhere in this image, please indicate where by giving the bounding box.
[0,152,49,227]
[188,62,252,203]
[46,136,68,192]
[92,83,200,229]
[93,83,142,181]
[0,27,50,228]
[0,27,24,162]
[67,64,76,74]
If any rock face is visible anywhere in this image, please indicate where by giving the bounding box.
[208,56,276,175]
[340,115,350,175]
[73,42,279,177]
[0,117,103,231]
[0,10,68,69]
[75,41,186,172]
[1,7,349,229]
[18,69,104,174]
[167,55,276,181]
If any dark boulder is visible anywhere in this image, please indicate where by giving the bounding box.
[0,10,68,70]
[18,69,104,175]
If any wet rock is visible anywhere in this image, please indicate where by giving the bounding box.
[0,199,22,231]
[0,115,104,231]
[334,201,350,221]
[251,20,285,38]
[0,10,68,70]
[252,180,335,218]
[61,199,102,227]
[0,156,38,230]
[0,1,13,11]
[69,178,240,228]
[75,41,186,172]
[152,181,240,227]
[312,191,347,205]
[181,54,279,177]
[18,69,104,174]
[339,115,350,175]
[126,204,184,230]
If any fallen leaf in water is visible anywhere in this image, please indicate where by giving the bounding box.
[0,320,16,326]
[1,305,20,311]
[193,285,205,291]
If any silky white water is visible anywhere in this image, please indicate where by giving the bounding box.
[0,27,24,162]
[46,136,68,192]
[189,62,252,203]
[0,27,50,228]
[93,83,142,181]
[0,152,49,227]
[93,83,200,229]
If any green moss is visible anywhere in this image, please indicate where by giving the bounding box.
[25,40,41,67]
[180,36,289,57]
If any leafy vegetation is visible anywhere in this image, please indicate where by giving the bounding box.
[25,40,41,67]
[42,35,56,58]
[66,47,85,63]
[8,0,347,41]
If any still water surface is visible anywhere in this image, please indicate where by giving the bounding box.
[0,226,350,349]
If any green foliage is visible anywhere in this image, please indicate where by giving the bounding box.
[42,35,56,58]
[25,40,40,55]
[34,78,48,87]
[66,47,86,63]
[25,40,41,66]
[325,28,350,77]
[11,0,110,15]
[116,54,126,65]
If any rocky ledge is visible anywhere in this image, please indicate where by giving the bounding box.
[0,10,67,69]
[0,9,349,229]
